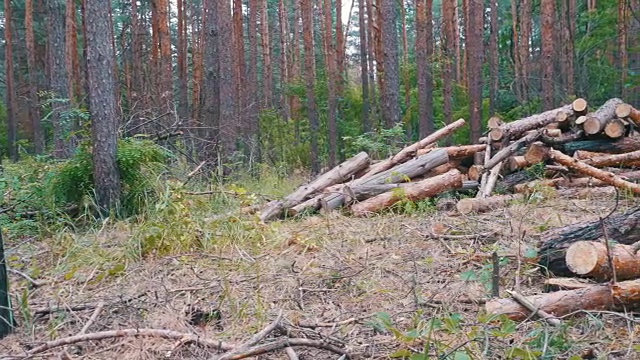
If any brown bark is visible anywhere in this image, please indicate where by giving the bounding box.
[566,0,576,96]
[247,0,259,143]
[488,0,498,116]
[467,0,484,142]
[544,278,593,291]
[540,0,555,110]
[216,0,238,159]
[65,0,80,104]
[485,279,640,321]
[509,156,532,172]
[365,0,377,119]
[619,0,629,98]
[322,0,338,167]
[260,0,273,108]
[489,104,573,142]
[25,0,44,154]
[566,241,640,281]
[582,98,625,135]
[358,0,370,132]
[468,165,482,181]
[259,152,371,221]
[351,170,463,216]
[155,0,172,117]
[302,0,320,174]
[202,0,220,156]
[86,0,122,210]
[278,0,290,120]
[177,0,189,121]
[581,150,640,168]
[549,148,640,194]
[47,0,72,158]
[360,119,466,179]
[523,141,551,164]
[519,0,532,102]
[457,194,525,215]
[4,0,17,161]
[416,0,434,136]
[441,0,454,134]
[381,0,400,127]
[191,3,204,125]
[400,2,410,116]
[336,0,345,92]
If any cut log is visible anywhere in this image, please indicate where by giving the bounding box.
[494,171,538,193]
[544,278,593,291]
[351,169,463,216]
[489,104,573,142]
[540,130,585,147]
[544,128,562,137]
[468,165,483,181]
[488,116,503,129]
[436,197,457,212]
[582,98,624,135]
[478,161,504,198]
[508,156,531,172]
[301,149,451,214]
[554,111,571,130]
[604,118,628,138]
[259,152,371,221]
[483,131,541,172]
[477,142,492,196]
[445,144,486,158]
[566,240,640,281]
[615,103,640,124]
[557,186,618,199]
[573,150,607,161]
[562,136,640,155]
[538,205,640,276]
[359,119,466,179]
[575,115,587,125]
[572,98,588,114]
[523,142,550,165]
[456,193,524,215]
[485,279,640,321]
[548,148,640,195]
[582,150,640,168]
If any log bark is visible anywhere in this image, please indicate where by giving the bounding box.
[508,156,532,172]
[360,119,466,179]
[615,103,640,124]
[582,150,640,168]
[483,131,541,171]
[486,279,640,321]
[296,149,451,214]
[538,205,640,276]
[548,148,640,195]
[582,98,624,135]
[604,118,628,138]
[562,137,640,155]
[259,152,370,221]
[489,104,573,142]
[566,240,640,281]
[554,111,571,130]
[417,144,486,158]
[477,161,503,198]
[540,131,585,147]
[523,142,550,164]
[456,193,524,215]
[351,169,463,216]
[544,278,592,291]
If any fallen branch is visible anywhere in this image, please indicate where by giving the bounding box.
[217,311,284,360]
[505,290,562,326]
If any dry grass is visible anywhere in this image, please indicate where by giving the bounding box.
[2,190,640,359]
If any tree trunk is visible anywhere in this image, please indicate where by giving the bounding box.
[519,0,532,102]
[278,0,290,121]
[177,0,189,122]
[442,0,454,140]
[566,0,576,96]
[467,0,484,142]
[566,241,640,281]
[489,104,573,142]
[25,0,44,154]
[322,0,338,168]
[541,0,555,110]
[351,170,463,216]
[247,0,260,147]
[47,0,72,158]
[538,205,640,276]
[86,0,122,211]
[152,0,172,120]
[416,0,434,137]
[216,0,238,162]
[4,0,17,161]
[336,0,345,91]
[302,0,320,174]
[358,0,370,133]
[365,0,377,121]
[190,2,204,127]
[456,194,525,215]
[360,119,466,179]
[260,0,273,108]
[65,0,80,105]
[619,0,629,98]
[582,98,625,135]
[488,0,499,116]
[485,279,640,321]
[202,0,220,158]
[259,152,371,221]
[381,0,400,128]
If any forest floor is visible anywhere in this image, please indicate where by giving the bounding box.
[2,186,640,359]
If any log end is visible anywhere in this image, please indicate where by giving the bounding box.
[604,119,626,139]
[456,198,475,215]
[572,98,588,113]
[566,241,600,276]
[615,103,632,118]
[489,128,504,142]
[583,117,603,135]
[488,116,503,129]
[575,115,588,125]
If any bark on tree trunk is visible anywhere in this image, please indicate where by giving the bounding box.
[25,0,44,154]
[358,0,370,133]
[86,0,122,211]
[416,0,434,137]
[442,0,455,136]
[466,0,484,142]
[381,0,400,128]
[538,205,640,276]
[4,0,18,161]
[351,170,463,216]
[541,0,555,110]
[322,0,338,168]
[302,0,320,174]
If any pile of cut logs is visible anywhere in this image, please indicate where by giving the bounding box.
[258,97,640,223]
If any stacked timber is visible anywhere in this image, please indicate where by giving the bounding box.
[258,98,640,222]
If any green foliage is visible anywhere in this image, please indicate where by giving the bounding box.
[343,122,407,159]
